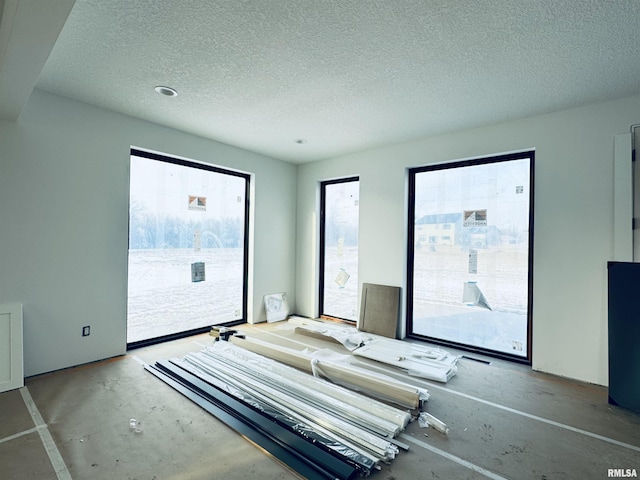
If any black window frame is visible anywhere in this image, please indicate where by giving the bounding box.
[127,148,250,349]
[319,176,359,322]
[406,151,535,363]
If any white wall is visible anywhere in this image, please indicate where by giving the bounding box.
[296,94,640,386]
[0,89,297,377]
[2,88,637,384]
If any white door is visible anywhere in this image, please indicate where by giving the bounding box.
[0,303,24,393]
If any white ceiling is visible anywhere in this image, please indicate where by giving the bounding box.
[2,0,640,163]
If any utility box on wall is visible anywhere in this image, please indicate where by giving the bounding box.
[607,262,640,413]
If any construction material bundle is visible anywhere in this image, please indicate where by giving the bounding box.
[147,341,413,479]
[230,335,429,409]
[288,316,459,383]
[146,359,358,480]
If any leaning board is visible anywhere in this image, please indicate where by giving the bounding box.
[358,283,400,338]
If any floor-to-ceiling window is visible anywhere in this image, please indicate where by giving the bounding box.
[127,149,249,347]
[319,178,359,321]
[407,152,534,361]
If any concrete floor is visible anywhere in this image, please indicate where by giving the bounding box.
[1,322,639,480]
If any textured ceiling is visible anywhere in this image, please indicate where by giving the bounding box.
[17,1,640,162]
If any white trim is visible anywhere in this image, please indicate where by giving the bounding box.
[614,133,633,261]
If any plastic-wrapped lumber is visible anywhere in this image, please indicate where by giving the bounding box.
[353,344,457,383]
[199,342,410,435]
[289,318,458,382]
[182,351,396,461]
[172,355,380,471]
[230,335,423,409]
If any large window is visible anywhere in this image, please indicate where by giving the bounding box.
[319,178,359,321]
[127,149,249,346]
[407,152,534,361]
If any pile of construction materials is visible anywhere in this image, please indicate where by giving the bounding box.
[147,318,459,479]
[229,335,430,409]
[286,316,459,383]
[147,341,414,479]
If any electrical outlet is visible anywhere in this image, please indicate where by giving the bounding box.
[82,326,90,337]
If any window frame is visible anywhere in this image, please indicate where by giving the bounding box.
[318,176,359,322]
[406,151,535,363]
[127,148,250,349]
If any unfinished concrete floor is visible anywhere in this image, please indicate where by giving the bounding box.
[1,322,639,480]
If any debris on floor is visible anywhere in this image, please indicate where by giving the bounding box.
[418,411,449,435]
[128,418,144,434]
[209,326,241,341]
